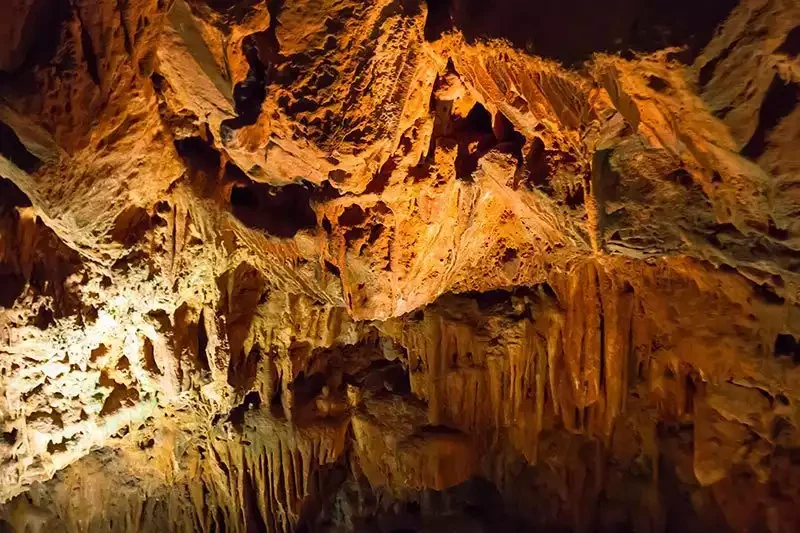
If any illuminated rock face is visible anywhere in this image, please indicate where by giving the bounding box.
[1,0,800,531]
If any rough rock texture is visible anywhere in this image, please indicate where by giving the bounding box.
[1,0,800,531]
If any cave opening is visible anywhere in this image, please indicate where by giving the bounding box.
[0,177,32,212]
[0,122,40,173]
[426,0,737,65]
[230,177,318,238]
[0,178,32,309]
[453,102,497,180]
[775,333,800,363]
[741,75,800,160]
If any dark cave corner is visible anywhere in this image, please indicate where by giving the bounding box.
[0,122,41,174]
[0,178,33,309]
[229,176,318,238]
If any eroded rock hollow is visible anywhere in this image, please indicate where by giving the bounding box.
[1,0,799,531]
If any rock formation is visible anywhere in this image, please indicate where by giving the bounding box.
[1,0,800,531]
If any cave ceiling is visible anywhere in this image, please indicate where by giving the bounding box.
[1,0,800,531]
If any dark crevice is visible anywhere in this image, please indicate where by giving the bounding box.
[647,75,670,92]
[34,306,55,330]
[0,177,33,211]
[565,185,585,209]
[230,180,317,238]
[295,459,350,533]
[0,273,26,309]
[222,36,267,133]
[597,270,606,389]
[198,0,260,19]
[262,0,284,64]
[338,205,367,227]
[220,0,283,135]
[269,365,284,413]
[197,308,210,372]
[142,337,161,376]
[463,102,493,135]
[99,379,139,416]
[348,358,411,396]
[420,424,462,436]
[324,260,340,277]
[343,227,366,245]
[72,3,101,86]
[776,26,800,57]
[775,334,800,364]
[367,223,384,245]
[754,283,785,306]
[519,137,548,189]
[310,180,341,203]
[713,105,734,119]
[0,122,41,174]
[243,468,269,533]
[665,168,695,189]
[227,391,262,428]
[174,136,222,172]
[228,345,262,393]
[365,159,395,194]
[116,0,133,55]
[151,71,167,92]
[540,282,557,300]
[741,75,800,160]
[452,286,541,317]
[428,0,736,66]
[767,217,790,241]
[291,371,327,407]
[1,429,17,445]
[454,103,496,180]
[110,205,150,247]
[0,177,33,308]
[772,415,791,441]
[214,506,227,533]
[590,148,620,236]
[698,40,736,88]
[492,112,525,162]
[469,289,514,310]
[517,136,585,209]
[423,0,453,41]
[0,0,70,78]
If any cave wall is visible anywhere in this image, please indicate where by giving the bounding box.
[1,0,800,531]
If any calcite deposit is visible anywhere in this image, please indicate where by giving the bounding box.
[1,0,800,531]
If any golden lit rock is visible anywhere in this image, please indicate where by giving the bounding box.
[1,0,800,531]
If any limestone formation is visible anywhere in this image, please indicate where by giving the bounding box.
[1,0,800,531]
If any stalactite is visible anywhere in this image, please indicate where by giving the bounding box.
[1,411,349,533]
[389,261,652,464]
[597,268,635,441]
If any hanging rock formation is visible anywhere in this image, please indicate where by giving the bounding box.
[1,0,800,531]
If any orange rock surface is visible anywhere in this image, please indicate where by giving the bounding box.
[1,0,800,531]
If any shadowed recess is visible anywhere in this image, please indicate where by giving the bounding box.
[425,0,737,64]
